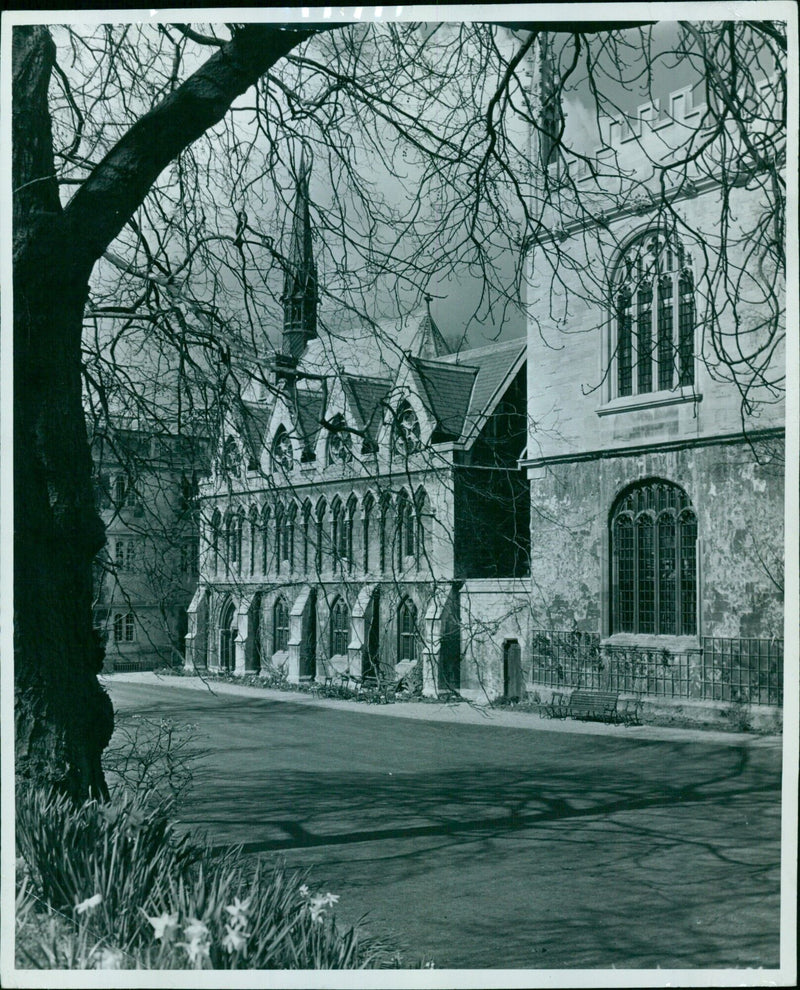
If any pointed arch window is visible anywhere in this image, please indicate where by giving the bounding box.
[315,499,327,572]
[219,600,236,671]
[362,493,375,572]
[210,509,222,572]
[302,501,312,573]
[248,506,259,576]
[330,597,350,657]
[396,491,416,566]
[392,402,421,456]
[271,427,294,473]
[610,480,697,636]
[397,598,420,663]
[226,511,242,570]
[273,597,290,653]
[612,233,694,398]
[260,505,271,574]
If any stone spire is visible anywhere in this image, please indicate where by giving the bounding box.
[281,153,318,360]
[534,31,563,172]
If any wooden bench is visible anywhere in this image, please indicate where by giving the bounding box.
[567,689,619,724]
[546,691,569,718]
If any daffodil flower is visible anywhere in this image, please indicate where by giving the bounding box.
[147,911,178,940]
[222,924,250,954]
[76,893,103,914]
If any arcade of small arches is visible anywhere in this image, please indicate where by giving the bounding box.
[206,486,431,580]
[191,581,448,693]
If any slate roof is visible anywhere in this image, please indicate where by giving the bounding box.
[342,375,392,445]
[293,390,326,451]
[238,403,272,463]
[409,358,479,441]
[437,338,526,443]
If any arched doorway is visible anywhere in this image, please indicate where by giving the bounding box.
[219,599,236,672]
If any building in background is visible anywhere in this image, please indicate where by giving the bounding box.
[92,425,208,671]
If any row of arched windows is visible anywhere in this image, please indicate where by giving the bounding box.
[208,488,429,578]
[218,594,421,666]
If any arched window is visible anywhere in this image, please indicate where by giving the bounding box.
[271,426,294,473]
[302,501,312,573]
[610,480,697,636]
[330,597,350,656]
[248,505,258,576]
[379,492,391,572]
[331,497,344,566]
[392,402,421,456]
[219,599,236,671]
[362,493,375,572]
[612,232,694,398]
[396,490,415,565]
[226,511,242,569]
[210,509,221,571]
[315,499,327,572]
[326,414,353,465]
[397,598,420,663]
[273,597,290,653]
[414,488,428,561]
[285,503,297,570]
[260,505,271,574]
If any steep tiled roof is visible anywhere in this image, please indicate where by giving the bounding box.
[238,402,272,463]
[342,375,392,445]
[435,337,526,443]
[293,390,326,451]
[409,358,479,440]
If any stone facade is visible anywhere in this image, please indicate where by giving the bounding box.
[92,427,206,670]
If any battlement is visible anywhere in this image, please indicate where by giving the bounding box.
[569,73,778,182]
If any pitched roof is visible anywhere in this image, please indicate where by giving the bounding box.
[434,337,526,443]
[293,389,326,451]
[238,402,272,463]
[409,358,478,441]
[342,375,392,445]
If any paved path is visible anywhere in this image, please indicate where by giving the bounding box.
[105,674,783,971]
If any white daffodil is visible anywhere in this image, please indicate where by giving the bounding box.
[76,893,103,914]
[147,911,179,940]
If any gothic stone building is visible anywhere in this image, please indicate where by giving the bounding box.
[521,51,784,710]
[185,167,530,699]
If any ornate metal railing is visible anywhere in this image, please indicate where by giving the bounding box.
[529,631,783,706]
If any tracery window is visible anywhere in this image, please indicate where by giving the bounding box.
[612,233,694,398]
[273,597,290,653]
[272,427,294,473]
[326,415,353,465]
[392,402,421,456]
[330,597,350,657]
[610,480,697,636]
[397,598,420,663]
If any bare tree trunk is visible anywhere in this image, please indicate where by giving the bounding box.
[12,22,322,799]
[13,26,112,799]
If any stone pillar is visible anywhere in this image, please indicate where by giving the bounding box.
[287,585,314,683]
[234,609,249,676]
[184,587,208,672]
[347,585,373,677]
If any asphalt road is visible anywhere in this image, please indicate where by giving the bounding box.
[106,678,783,971]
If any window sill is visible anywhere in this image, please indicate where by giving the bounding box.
[596,389,702,417]
[601,633,701,652]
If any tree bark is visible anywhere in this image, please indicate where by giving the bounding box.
[12,23,323,800]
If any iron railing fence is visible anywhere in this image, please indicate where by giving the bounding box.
[529,631,783,706]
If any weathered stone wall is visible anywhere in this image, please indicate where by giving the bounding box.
[527,439,784,640]
[459,580,534,700]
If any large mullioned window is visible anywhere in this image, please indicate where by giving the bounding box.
[397,597,420,662]
[610,480,697,637]
[613,232,695,398]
